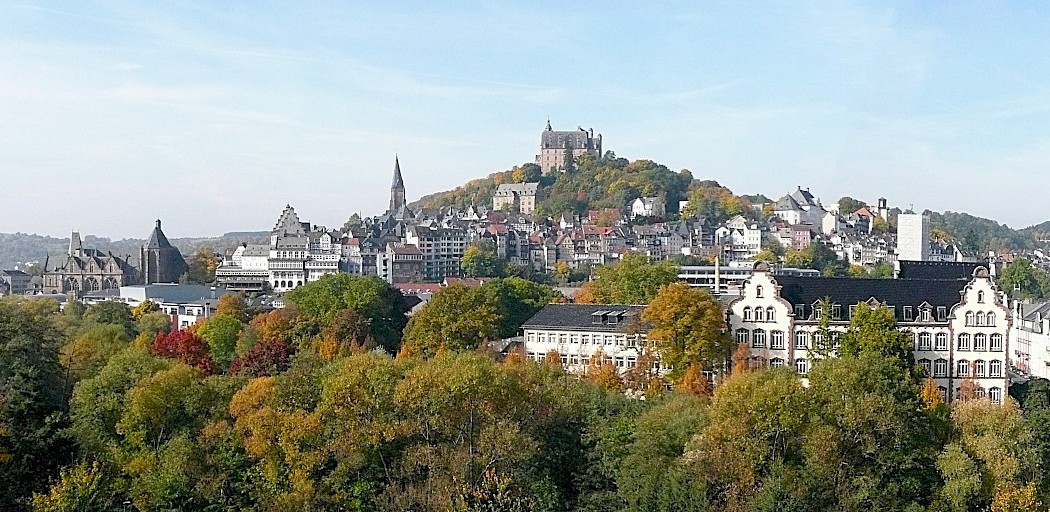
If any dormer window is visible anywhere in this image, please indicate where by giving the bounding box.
[903,306,913,321]
[920,308,932,322]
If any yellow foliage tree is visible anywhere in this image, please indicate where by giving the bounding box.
[676,363,712,397]
[921,375,943,409]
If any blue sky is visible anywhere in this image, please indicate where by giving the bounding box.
[2,1,1049,238]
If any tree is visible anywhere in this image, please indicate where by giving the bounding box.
[195,314,244,371]
[151,329,215,374]
[616,393,709,511]
[642,282,732,379]
[588,253,679,304]
[0,300,71,509]
[285,274,407,352]
[215,293,248,322]
[31,461,122,512]
[998,259,1050,299]
[401,285,502,357]
[84,301,136,337]
[837,196,867,214]
[480,278,561,339]
[804,353,941,510]
[186,247,218,283]
[60,324,131,381]
[837,304,914,372]
[462,240,505,278]
[687,368,808,508]
[229,340,294,377]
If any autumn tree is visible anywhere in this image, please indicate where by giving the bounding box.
[151,329,215,373]
[185,247,218,283]
[285,274,407,352]
[642,282,732,380]
[215,293,248,321]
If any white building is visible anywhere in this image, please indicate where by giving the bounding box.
[492,182,540,214]
[715,215,763,262]
[631,197,666,219]
[1010,301,1050,379]
[521,304,651,374]
[897,212,931,261]
[84,284,235,330]
[729,262,1011,403]
[773,187,826,227]
[404,225,467,282]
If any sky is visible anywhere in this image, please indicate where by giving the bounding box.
[2,1,1050,238]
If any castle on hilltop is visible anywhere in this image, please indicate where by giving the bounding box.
[535,120,602,173]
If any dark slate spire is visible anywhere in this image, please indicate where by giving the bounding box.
[145,219,173,249]
[389,155,406,213]
[546,118,552,131]
[392,155,404,188]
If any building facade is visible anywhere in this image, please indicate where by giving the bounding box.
[522,304,649,374]
[729,262,1011,403]
[492,182,540,214]
[535,121,602,173]
[139,219,189,284]
[42,232,140,295]
[897,212,931,261]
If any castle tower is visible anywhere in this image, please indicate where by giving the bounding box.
[389,156,406,213]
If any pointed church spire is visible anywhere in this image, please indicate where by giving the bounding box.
[389,155,407,213]
[546,118,552,131]
[392,155,404,188]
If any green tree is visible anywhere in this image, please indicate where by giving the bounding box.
[286,274,408,352]
[401,285,502,356]
[186,247,218,283]
[195,314,244,371]
[462,240,505,278]
[617,393,709,511]
[642,282,732,379]
[0,300,71,510]
[837,196,867,214]
[998,259,1050,299]
[480,278,561,339]
[837,304,915,372]
[84,301,136,337]
[31,461,122,512]
[804,353,941,510]
[60,324,131,381]
[588,253,679,304]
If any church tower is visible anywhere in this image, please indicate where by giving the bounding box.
[389,156,406,213]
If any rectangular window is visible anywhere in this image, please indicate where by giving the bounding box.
[974,334,987,351]
[990,334,1003,352]
[795,304,805,318]
[849,305,857,319]
[958,333,970,351]
[918,333,932,351]
[903,306,913,321]
[832,304,842,320]
[937,306,948,321]
[752,330,766,348]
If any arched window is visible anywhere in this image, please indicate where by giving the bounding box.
[934,359,948,377]
[756,285,764,298]
[103,277,119,289]
[736,328,749,345]
[977,291,985,303]
[966,312,975,326]
[974,360,986,377]
[938,386,948,401]
[990,334,1003,351]
[770,357,785,368]
[989,387,1002,404]
[83,277,100,292]
[974,334,987,351]
[987,312,996,327]
[957,359,969,377]
[770,331,785,349]
[976,312,986,326]
[919,358,932,374]
[795,358,809,375]
[990,359,1002,377]
[958,333,971,351]
[917,332,932,351]
[755,307,765,322]
[752,329,766,348]
[795,331,809,349]
[935,332,948,351]
[766,306,776,322]
[743,307,752,322]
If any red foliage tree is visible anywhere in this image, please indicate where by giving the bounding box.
[228,340,294,377]
[151,328,215,374]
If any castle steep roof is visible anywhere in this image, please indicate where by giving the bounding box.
[145,220,173,249]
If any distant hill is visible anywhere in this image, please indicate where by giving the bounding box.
[412,154,1048,254]
[0,231,269,270]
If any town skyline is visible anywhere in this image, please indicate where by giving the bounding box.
[5,2,1050,238]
